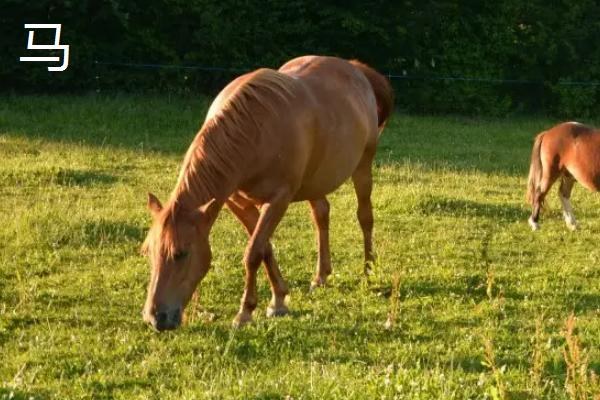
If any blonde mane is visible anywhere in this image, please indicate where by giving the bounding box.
[141,68,301,259]
[172,68,297,208]
[141,206,181,259]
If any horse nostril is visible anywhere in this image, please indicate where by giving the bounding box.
[156,311,168,326]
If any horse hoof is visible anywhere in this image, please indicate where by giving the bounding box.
[567,223,577,231]
[266,305,289,318]
[232,312,253,329]
[528,217,540,231]
[309,279,326,293]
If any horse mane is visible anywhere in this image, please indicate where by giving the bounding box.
[142,69,298,258]
[141,203,184,259]
[173,68,296,207]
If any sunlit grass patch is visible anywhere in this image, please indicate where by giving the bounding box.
[0,95,598,399]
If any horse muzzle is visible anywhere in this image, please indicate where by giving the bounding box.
[143,306,182,332]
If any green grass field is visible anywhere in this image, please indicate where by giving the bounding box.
[1,95,599,399]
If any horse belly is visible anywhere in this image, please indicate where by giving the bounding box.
[566,166,600,192]
[565,138,600,191]
[293,142,365,200]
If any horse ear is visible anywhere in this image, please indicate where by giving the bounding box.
[147,192,163,218]
[198,198,220,227]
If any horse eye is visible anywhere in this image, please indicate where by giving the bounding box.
[174,251,189,262]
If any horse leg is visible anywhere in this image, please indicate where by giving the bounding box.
[352,149,376,275]
[226,199,289,318]
[308,198,331,290]
[232,190,291,328]
[529,168,559,231]
[559,174,577,231]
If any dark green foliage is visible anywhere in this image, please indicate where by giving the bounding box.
[2,0,600,116]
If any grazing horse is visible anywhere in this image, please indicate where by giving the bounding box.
[141,56,393,330]
[527,121,600,231]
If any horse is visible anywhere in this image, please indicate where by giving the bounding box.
[527,121,600,231]
[141,55,394,331]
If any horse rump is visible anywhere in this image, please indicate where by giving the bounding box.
[348,60,394,128]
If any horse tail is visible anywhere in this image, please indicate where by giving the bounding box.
[527,133,545,205]
[349,60,394,129]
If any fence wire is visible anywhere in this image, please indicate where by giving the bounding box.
[94,60,600,87]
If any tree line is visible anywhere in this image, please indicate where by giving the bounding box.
[2,0,600,116]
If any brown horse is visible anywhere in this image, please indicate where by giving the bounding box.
[141,56,393,331]
[527,121,600,231]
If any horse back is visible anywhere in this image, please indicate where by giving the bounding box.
[279,56,378,137]
[277,56,380,200]
[200,56,381,203]
[543,122,600,190]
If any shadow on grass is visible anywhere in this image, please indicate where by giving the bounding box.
[179,311,488,367]
[1,167,119,187]
[375,114,551,175]
[36,219,145,249]
[86,379,152,400]
[374,275,600,315]
[439,355,486,373]
[418,196,529,222]
[1,94,548,176]
[55,169,119,187]
[559,291,600,314]
[370,278,488,304]
[0,388,51,400]
[76,219,145,246]
[252,393,292,400]
[2,314,126,336]
[0,94,205,155]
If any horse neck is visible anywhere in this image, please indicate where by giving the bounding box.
[170,122,240,211]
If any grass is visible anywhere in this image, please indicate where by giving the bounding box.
[0,94,599,399]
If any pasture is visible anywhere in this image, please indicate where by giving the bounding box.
[0,95,599,399]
